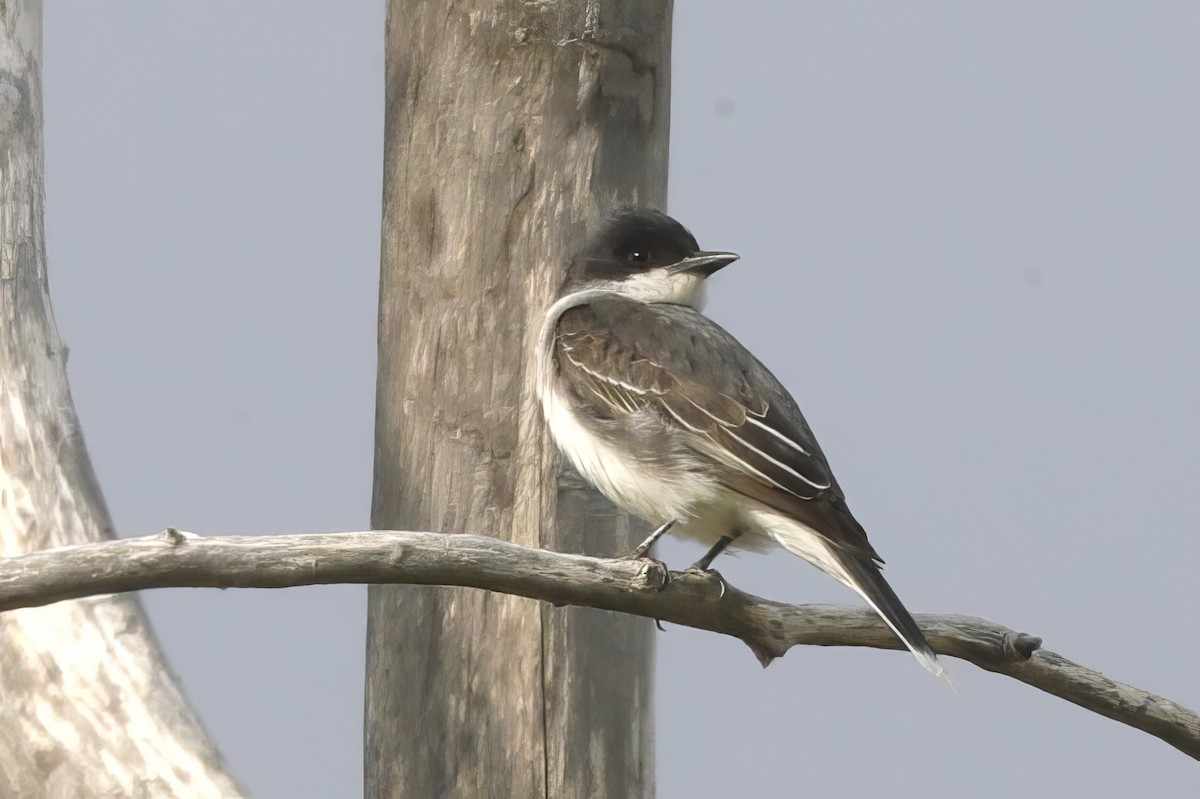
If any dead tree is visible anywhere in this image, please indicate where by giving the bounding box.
[4,4,1199,793]
[0,3,241,796]
[366,2,672,797]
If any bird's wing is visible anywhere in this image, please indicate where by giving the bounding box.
[554,298,880,560]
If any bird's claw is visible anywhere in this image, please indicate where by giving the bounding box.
[681,565,728,599]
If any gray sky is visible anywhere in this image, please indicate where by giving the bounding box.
[44,2,1198,797]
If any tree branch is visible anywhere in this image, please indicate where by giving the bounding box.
[2,529,1196,760]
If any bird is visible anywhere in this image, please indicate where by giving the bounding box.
[534,207,945,679]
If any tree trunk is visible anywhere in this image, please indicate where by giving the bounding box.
[366,2,672,797]
[0,3,241,796]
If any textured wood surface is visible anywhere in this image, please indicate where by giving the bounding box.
[367,2,672,796]
[0,4,242,796]
[4,528,1198,762]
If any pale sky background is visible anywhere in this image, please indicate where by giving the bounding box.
[43,3,1198,797]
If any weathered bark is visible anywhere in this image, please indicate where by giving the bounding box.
[5,529,1200,762]
[367,2,672,797]
[0,4,241,796]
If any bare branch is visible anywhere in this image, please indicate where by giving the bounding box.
[2,529,1196,761]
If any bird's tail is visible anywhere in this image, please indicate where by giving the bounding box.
[762,516,947,681]
[837,554,948,682]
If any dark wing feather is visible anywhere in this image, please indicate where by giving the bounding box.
[555,298,880,560]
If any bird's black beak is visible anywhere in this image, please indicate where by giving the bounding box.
[669,251,740,276]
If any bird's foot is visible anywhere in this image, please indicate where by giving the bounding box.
[628,524,675,628]
[625,519,676,560]
[689,532,739,571]
[679,564,728,599]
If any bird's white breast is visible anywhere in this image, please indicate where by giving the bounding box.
[541,381,699,523]
[534,288,713,526]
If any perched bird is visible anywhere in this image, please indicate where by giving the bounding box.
[535,208,944,678]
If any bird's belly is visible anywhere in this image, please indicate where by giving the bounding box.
[543,385,715,524]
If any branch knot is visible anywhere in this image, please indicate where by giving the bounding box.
[1002,631,1043,661]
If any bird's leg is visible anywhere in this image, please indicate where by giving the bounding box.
[690,529,743,571]
[626,519,676,559]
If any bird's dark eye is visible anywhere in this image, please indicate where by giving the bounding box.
[626,249,651,264]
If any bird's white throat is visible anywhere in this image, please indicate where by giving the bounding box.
[592,269,708,309]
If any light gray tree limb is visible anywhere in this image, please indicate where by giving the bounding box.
[2,529,1196,762]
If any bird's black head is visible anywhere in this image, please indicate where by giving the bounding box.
[563,208,738,306]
